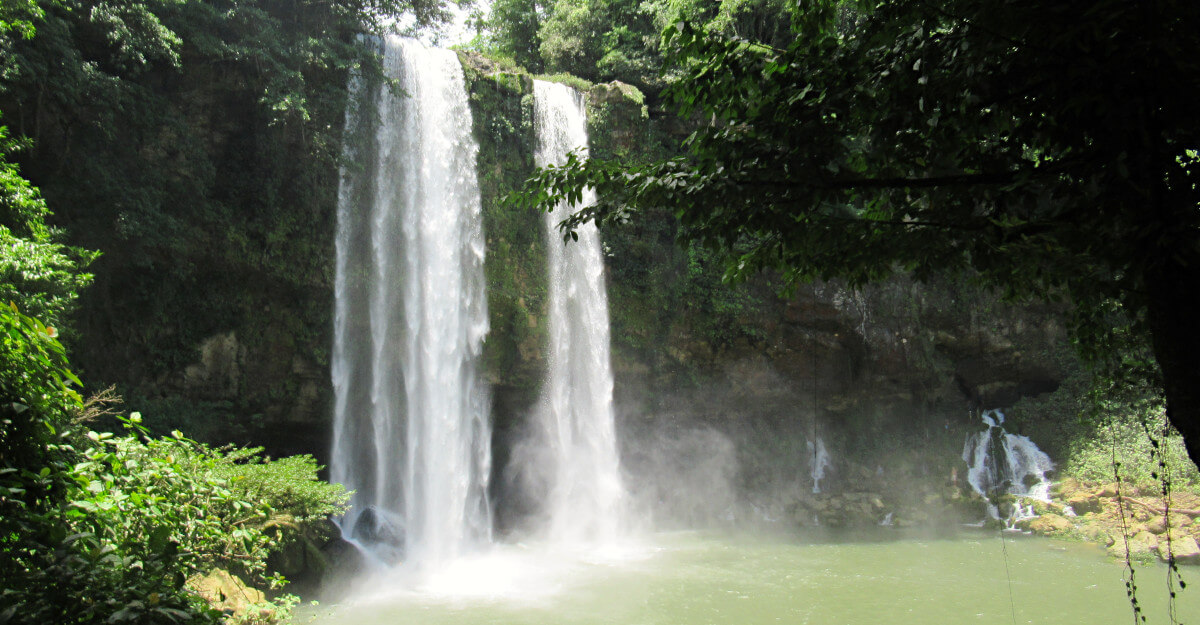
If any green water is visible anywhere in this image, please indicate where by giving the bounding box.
[310,531,1194,625]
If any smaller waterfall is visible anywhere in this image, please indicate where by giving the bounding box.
[532,80,625,545]
[961,409,1054,525]
[807,437,831,494]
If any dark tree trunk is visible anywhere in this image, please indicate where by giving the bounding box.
[1144,259,1200,468]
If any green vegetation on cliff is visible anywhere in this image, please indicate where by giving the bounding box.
[514,1,1200,467]
[0,0,462,456]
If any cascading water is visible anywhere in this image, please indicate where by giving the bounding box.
[807,436,831,494]
[329,36,492,569]
[961,409,1054,525]
[532,80,625,545]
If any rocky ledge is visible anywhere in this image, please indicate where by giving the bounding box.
[1015,478,1200,565]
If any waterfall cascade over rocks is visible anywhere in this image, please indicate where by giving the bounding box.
[531,80,626,545]
[961,409,1054,525]
[329,36,492,569]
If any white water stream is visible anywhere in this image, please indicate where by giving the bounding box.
[532,80,626,545]
[807,436,831,494]
[329,36,492,570]
[962,409,1054,525]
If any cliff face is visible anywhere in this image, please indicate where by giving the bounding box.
[44,47,1073,495]
[455,54,1076,528]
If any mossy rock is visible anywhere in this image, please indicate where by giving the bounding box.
[1018,513,1075,536]
[1065,492,1102,515]
[1168,535,1200,565]
[1078,521,1115,546]
[1053,477,1084,499]
[1107,530,1159,561]
[186,568,264,616]
[1145,513,1193,535]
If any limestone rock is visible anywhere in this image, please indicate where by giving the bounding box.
[1021,513,1074,536]
[1107,531,1159,560]
[1078,522,1115,547]
[1066,493,1102,515]
[187,569,264,616]
[1166,535,1200,565]
[1054,477,1084,499]
[1032,499,1070,516]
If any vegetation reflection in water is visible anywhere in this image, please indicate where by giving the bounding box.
[310,530,1195,625]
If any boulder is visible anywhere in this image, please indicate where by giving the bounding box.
[1166,535,1200,565]
[1142,513,1171,532]
[1066,493,1101,515]
[1032,499,1070,516]
[1020,513,1074,536]
[1053,477,1084,499]
[350,506,406,565]
[352,506,404,549]
[1078,522,1115,547]
[1107,531,1158,561]
[187,569,264,616]
[181,332,244,399]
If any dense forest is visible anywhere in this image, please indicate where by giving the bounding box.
[2,0,1198,622]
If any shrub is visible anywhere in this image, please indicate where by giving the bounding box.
[0,302,349,623]
[1063,407,1199,489]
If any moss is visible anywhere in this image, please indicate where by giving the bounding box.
[535,72,594,92]
[461,53,548,407]
[491,72,529,94]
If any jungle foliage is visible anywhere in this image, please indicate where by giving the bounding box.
[515,0,1200,464]
[0,0,447,621]
[473,0,796,90]
[0,0,452,448]
[0,248,346,624]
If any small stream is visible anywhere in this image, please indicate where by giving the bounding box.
[307,530,1193,624]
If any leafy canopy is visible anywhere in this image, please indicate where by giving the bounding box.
[474,0,796,88]
[516,0,1200,462]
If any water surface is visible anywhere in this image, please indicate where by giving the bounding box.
[311,530,1192,625]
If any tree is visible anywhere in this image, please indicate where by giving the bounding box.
[0,124,96,327]
[537,0,661,85]
[0,1,97,328]
[477,0,796,89]
[518,0,1200,464]
[479,0,550,71]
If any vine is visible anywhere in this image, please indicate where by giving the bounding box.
[1113,438,1143,623]
[1141,419,1186,624]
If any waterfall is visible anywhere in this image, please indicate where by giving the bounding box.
[330,36,492,569]
[807,436,831,494]
[532,80,625,544]
[961,409,1054,525]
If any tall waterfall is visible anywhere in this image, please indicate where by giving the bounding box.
[330,36,492,569]
[533,80,625,544]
